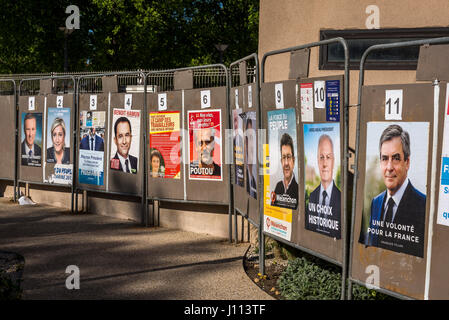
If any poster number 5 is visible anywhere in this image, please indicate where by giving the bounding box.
[158,93,167,111]
[28,97,35,111]
[385,90,403,120]
[201,90,211,109]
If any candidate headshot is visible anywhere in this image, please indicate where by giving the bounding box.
[150,149,164,178]
[80,127,104,151]
[361,124,426,257]
[21,113,42,166]
[47,117,70,164]
[272,133,298,209]
[192,127,221,176]
[111,116,138,174]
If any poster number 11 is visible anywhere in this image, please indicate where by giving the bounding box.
[385,90,403,120]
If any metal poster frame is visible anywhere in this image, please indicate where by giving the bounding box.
[348,36,449,300]
[145,64,234,242]
[260,37,350,300]
[0,79,17,200]
[17,75,77,212]
[75,71,147,222]
[229,54,261,245]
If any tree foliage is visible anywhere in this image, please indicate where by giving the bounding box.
[0,0,259,73]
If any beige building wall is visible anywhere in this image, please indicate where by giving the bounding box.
[259,0,449,148]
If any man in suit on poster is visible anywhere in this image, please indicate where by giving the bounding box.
[80,127,104,151]
[21,113,42,166]
[361,124,426,258]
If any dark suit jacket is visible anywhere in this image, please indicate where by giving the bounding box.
[305,181,341,238]
[361,181,426,257]
[273,176,298,209]
[111,153,138,174]
[46,147,71,164]
[21,141,42,165]
[80,135,104,151]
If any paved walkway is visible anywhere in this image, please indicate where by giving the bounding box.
[0,198,272,300]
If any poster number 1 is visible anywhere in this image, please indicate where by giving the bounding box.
[201,90,211,109]
[385,90,403,120]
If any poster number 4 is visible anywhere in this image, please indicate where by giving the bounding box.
[385,90,403,120]
[201,90,211,109]
[124,94,132,110]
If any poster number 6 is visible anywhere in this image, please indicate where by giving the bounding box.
[201,90,211,109]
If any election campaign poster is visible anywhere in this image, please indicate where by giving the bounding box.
[263,144,292,241]
[268,108,299,210]
[245,111,257,199]
[304,123,341,239]
[437,84,449,227]
[359,122,429,258]
[78,111,106,185]
[21,112,43,167]
[233,108,244,187]
[149,111,181,179]
[188,109,222,181]
[46,107,71,164]
[110,109,141,174]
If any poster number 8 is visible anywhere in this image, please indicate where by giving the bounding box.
[201,90,211,109]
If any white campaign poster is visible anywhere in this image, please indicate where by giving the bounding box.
[300,83,314,122]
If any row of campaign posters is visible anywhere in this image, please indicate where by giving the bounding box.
[264,110,430,259]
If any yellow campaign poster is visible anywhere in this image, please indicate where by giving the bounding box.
[263,144,292,240]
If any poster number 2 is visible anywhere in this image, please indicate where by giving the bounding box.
[385,90,403,120]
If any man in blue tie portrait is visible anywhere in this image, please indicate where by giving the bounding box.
[21,113,42,166]
[80,127,104,151]
[360,124,426,258]
[110,117,138,174]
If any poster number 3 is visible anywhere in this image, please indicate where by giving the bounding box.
[201,90,210,109]
[90,95,97,110]
[385,90,403,120]
[275,83,284,109]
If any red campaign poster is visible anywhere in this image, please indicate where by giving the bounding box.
[188,109,222,181]
[149,111,181,179]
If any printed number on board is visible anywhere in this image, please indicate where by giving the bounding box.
[201,90,211,109]
[385,90,403,120]
[314,81,325,109]
[90,95,97,110]
[235,89,239,109]
[275,83,284,109]
[57,96,63,108]
[28,97,35,111]
[248,86,253,108]
[158,93,167,111]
